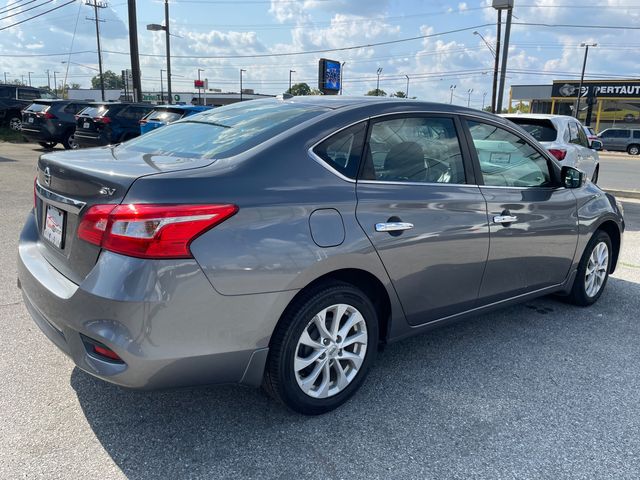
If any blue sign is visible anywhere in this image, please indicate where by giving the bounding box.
[319,58,341,95]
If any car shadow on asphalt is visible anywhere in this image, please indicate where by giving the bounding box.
[70,275,640,479]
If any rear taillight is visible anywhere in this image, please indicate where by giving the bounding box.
[36,111,56,119]
[78,204,238,259]
[94,116,111,124]
[548,149,567,161]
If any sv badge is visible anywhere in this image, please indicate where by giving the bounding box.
[99,186,116,196]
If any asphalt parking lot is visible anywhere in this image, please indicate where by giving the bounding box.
[1,142,640,479]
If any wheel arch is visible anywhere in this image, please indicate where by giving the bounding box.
[596,220,622,274]
[272,268,394,347]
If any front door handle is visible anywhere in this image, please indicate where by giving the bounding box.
[375,222,414,232]
[493,215,518,224]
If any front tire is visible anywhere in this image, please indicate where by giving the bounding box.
[8,115,21,131]
[567,231,612,306]
[62,131,78,150]
[264,282,379,415]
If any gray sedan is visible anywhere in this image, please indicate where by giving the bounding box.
[18,97,625,415]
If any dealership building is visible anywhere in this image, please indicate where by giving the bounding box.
[511,79,640,133]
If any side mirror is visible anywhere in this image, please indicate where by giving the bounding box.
[591,139,603,151]
[561,166,585,189]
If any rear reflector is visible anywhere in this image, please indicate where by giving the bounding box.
[548,148,567,161]
[78,204,238,258]
[93,345,123,362]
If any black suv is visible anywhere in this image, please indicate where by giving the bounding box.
[0,84,54,130]
[22,100,91,149]
[75,102,154,148]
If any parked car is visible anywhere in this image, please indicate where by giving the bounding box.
[0,83,54,131]
[74,102,154,148]
[598,107,638,123]
[21,100,91,149]
[502,114,602,183]
[598,128,640,155]
[583,125,599,147]
[19,97,624,415]
[139,105,212,134]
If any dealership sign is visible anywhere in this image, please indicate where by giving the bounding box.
[552,80,640,99]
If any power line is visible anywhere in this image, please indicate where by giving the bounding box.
[0,0,54,21]
[514,21,640,31]
[0,0,76,31]
[0,0,36,15]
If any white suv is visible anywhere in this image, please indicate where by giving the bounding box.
[502,114,602,183]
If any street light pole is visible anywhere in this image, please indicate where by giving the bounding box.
[45,70,50,90]
[160,69,165,103]
[240,69,246,101]
[376,67,383,96]
[450,84,456,104]
[467,88,474,108]
[289,69,295,92]
[491,10,502,113]
[482,91,488,110]
[496,1,513,113]
[198,68,204,105]
[28,72,33,87]
[164,0,172,104]
[405,75,410,98]
[53,71,60,96]
[575,43,597,120]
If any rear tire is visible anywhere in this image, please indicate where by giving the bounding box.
[8,115,21,131]
[567,230,612,306]
[62,131,78,150]
[264,281,379,415]
[38,141,57,149]
[628,144,640,156]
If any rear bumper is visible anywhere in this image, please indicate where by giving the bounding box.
[17,211,296,389]
[21,127,57,143]
[75,132,109,148]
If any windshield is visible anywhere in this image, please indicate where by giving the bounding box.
[507,118,558,142]
[119,100,328,158]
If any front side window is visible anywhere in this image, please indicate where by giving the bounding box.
[467,120,552,188]
[313,122,366,179]
[17,89,39,101]
[363,116,466,184]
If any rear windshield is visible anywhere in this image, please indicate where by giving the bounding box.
[119,100,328,159]
[146,108,184,123]
[507,118,557,142]
[79,105,109,117]
[25,103,50,113]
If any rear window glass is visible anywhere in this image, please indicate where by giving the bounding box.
[119,100,328,159]
[17,89,41,101]
[146,108,184,123]
[79,106,109,117]
[25,103,50,113]
[507,119,557,142]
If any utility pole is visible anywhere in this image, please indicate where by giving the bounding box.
[405,75,410,98]
[127,0,142,102]
[495,0,514,114]
[376,67,382,96]
[450,84,456,104]
[86,0,107,101]
[289,69,295,92]
[160,69,165,103]
[198,68,204,104]
[28,72,33,86]
[3,72,7,83]
[482,91,488,110]
[467,88,474,108]
[45,70,51,90]
[21,75,24,85]
[240,69,246,101]
[491,11,502,113]
[164,0,171,104]
[575,43,597,120]
[53,71,60,96]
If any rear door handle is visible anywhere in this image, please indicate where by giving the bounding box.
[375,222,414,232]
[493,215,518,224]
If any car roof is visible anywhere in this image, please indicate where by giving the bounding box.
[501,113,577,121]
[152,104,210,111]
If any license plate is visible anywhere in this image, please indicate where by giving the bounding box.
[83,122,90,129]
[28,117,34,123]
[43,205,65,249]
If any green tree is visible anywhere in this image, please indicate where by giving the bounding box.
[91,70,123,90]
[392,91,407,98]
[365,88,386,97]
[309,88,323,95]
[286,82,312,96]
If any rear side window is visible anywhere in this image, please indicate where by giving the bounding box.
[313,122,366,179]
[363,116,466,184]
[0,86,13,98]
[17,89,40,101]
[63,103,88,115]
[507,119,557,142]
[119,100,328,159]
[634,131,640,139]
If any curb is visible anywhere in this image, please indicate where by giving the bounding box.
[604,189,640,200]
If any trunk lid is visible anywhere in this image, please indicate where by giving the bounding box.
[35,147,215,284]
[22,101,52,130]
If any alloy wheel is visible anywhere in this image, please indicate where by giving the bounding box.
[294,303,368,399]
[8,117,21,131]
[629,146,640,155]
[585,241,609,298]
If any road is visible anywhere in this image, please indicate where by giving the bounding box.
[1,142,640,479]
[598,152,640,193]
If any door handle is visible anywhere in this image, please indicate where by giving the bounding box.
[375,222,414,232]
[493,215,518,224]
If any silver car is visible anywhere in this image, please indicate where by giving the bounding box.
[503,114,602,183]
[18,97,624,414]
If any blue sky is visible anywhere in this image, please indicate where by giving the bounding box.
[1,0,640,107]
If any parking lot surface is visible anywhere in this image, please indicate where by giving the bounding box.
[1,142,640,479]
